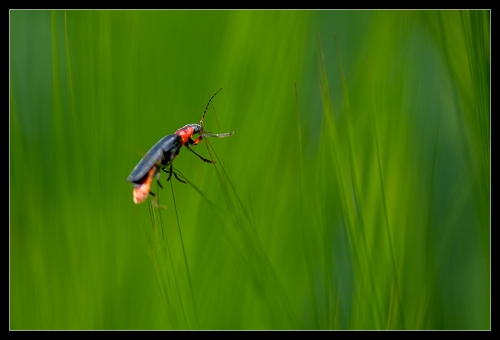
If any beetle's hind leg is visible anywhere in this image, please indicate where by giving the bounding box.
[152,167,163,189]
[148,190,167,209]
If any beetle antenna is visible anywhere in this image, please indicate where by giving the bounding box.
[200,87,223,127]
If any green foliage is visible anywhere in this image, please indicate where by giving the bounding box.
[10,10,489,330]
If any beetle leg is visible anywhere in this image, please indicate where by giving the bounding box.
[167,162,174,181]
[152,170,161,189]
[188,136,203,145]
[148,182,167,209]
[161,163,174,181]
[161,165,187,184]
[151,195,167,209]
[184,144,215,164]
[173,173,187,184]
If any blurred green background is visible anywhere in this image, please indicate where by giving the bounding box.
[10,10,490,330]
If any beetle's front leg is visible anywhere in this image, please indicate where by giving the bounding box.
[188,136,203,146]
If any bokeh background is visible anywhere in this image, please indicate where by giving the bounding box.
[10,10,490,330]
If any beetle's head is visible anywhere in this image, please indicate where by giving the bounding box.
[191,123,203,135]
[175,88,234,146]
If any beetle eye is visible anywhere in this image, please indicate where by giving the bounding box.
[193,124,203,134]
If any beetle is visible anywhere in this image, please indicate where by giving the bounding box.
[127,88,233,204]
